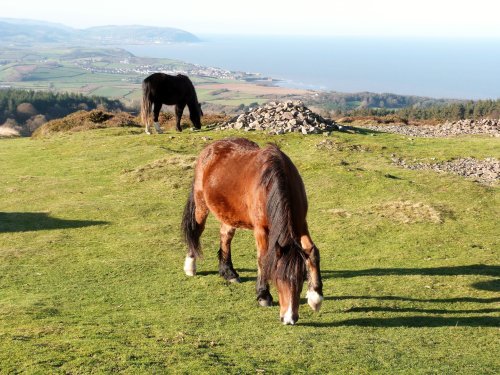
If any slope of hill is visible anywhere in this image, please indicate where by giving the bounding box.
[0,127,498,372]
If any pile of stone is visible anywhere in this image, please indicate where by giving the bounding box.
[215,101,339,135]
[362,118,500,138]
[392,156,499,185]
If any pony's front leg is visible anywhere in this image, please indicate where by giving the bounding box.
[218,224,240,283]
[254,227,273,307]
[301,234,324,312]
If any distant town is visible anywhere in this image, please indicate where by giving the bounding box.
[73,58,275,83]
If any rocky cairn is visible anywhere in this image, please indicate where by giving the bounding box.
[215,101,339,135]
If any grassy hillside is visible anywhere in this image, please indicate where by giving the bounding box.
[0,127,498,373]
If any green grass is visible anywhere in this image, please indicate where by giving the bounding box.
[90,87,134,98]
[0,128,498,373]
[27,66,87,81]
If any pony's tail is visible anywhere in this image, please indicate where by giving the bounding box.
[140,80,152,127]
[261,146,306,283]
[181,187,202,259]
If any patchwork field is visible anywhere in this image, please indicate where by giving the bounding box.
[0,127,498,373]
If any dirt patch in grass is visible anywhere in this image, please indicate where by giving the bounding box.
[327,208,352,218]
[370,200,444,224]
[122,156,196,183]
[316,139,370,152]
[327,201,446,224]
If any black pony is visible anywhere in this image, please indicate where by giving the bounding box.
[141,73,203,134]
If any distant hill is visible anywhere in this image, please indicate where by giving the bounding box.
[0,18,200,45]
[83,25,199,44]
[0,19,74,43]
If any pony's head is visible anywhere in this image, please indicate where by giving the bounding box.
[269,243,306,325]
[188,102,203,129]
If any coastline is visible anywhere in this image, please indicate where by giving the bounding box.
[121,36,500,100]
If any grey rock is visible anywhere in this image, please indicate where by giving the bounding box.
[392,156,499,185]
[361,118,500,138]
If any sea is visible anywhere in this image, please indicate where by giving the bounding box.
[122,35,500,100]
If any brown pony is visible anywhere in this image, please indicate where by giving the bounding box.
[181,138,323,325]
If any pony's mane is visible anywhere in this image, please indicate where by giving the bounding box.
[260,144,306,285]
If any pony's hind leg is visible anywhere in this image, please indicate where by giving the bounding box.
[152,102,163,134]
[254,226,273,307]
[218,224,240,283]
[175,104,185,132]
[301,234,324,312]
[182,189,208,276]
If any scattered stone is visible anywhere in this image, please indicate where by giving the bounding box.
[216,101,339,135]
[392,156,499,185]
[361,118,500,138]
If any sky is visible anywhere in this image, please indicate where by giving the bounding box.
[2,0,500,38]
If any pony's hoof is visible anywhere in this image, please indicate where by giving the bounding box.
[228,277,241,283]
[258,298,273,307]
[281,315,297,326]
[145,130,151,135]
[183,256,196,276]
[306,290,323,312]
